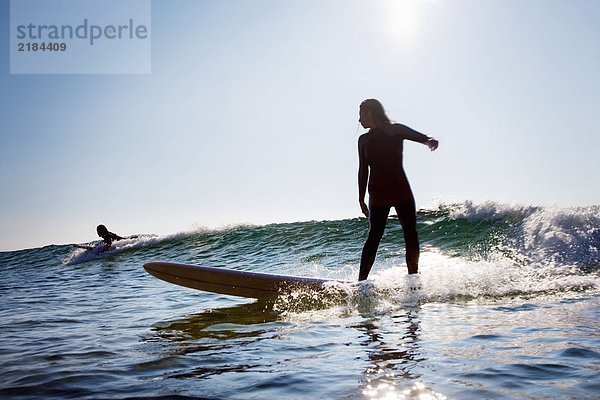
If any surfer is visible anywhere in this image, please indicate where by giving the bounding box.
[357,99,438,280]
[96,224,124,252]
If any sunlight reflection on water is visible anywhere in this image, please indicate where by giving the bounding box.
[363,380,448,400]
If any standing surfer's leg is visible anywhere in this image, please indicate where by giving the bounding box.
[359,205,390,281]
[395,199,419,274]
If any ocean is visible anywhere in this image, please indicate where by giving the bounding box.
[1,201,598,400]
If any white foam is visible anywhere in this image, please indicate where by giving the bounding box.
[446,200,539,220]
[521,205,600,266]
[63,234,165,265]
[276,250,599,318]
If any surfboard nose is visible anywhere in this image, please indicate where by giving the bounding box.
[142,261,341,300]
[143,262,164,274]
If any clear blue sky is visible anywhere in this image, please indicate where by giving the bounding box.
[1,0,599,251]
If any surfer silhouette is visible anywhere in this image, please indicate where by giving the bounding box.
[96,224,124,252]
[357,99,438,280]
[73,224,124,253]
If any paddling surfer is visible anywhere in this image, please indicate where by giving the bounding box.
[357,99,438,280]
[96,224,124,252]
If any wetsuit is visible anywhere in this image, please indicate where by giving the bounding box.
[358,123,430,280]
[100,231,123,247]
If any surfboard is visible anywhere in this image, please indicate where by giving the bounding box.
[74,242,110,255]
[144,261,348,299]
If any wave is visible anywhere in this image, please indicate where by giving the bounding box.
[2,200,597,304]
[429,201,600,269]
[56,200,599,272]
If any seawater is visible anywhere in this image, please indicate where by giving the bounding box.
[1,201,598,400]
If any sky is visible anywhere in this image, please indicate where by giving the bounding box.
[1,0,599,251]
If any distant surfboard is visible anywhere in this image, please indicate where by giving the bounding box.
[144,262,348,299]
[74,243,111,255]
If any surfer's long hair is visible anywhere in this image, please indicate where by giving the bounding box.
[360,99,391,126]
[97,225,109,236]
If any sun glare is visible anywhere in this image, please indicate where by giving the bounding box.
[385,0,433,44]
[387,0,419,36]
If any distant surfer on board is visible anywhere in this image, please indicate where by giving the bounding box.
[357,99,438,280]
[96,224,124,252]
[75,224,125,253]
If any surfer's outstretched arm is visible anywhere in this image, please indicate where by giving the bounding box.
[397,124,439,151]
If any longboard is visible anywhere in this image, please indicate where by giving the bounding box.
[144,261,348,299]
